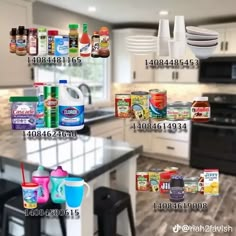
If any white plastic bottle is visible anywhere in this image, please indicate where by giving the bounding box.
[58,80,84,130]
[38,28,47,56]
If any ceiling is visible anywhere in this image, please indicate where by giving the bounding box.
[37,0,236,25]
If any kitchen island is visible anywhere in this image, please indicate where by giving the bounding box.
[0,131,142,236]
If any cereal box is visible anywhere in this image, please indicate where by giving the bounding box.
[149,171,161,192]
[204,169,219,196]
[136,172,149,191]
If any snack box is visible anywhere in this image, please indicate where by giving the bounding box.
[204,169,219,196]
[136,172,149,191]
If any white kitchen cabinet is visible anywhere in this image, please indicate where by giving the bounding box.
[0,0,32,87]
[113,28,156,83]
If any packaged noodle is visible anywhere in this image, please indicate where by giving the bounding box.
[204,169,219,196]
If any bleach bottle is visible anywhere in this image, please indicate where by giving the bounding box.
[58,80,84,130]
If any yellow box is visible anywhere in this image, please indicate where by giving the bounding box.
[204,169,219,196]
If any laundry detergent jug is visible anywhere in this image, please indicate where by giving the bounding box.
[32,166,50,204]
[58,80,84,130]
[50,166,68,204]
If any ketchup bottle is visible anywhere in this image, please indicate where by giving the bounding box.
[80,23,90,57]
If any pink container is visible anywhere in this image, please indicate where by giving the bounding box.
[32,166,50,204]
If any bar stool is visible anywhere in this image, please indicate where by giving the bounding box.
[0,179,21,226]
[94,187,136,236]
[2,196,66,236]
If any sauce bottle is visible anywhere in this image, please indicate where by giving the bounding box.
[9,28,17,53]
[25,29,29,53]
[28,28,38,56]
[99,26,110,58]
[69,24,79,57]
[16,26,27,56]
[80,23,91,57]
[32,166,50,204]
[38,28,47,56]
[48,30,58,56]
[91,31,100,58]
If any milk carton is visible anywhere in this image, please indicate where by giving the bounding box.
[204,169,219,196]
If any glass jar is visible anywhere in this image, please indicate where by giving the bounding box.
[170,175,184,202]
[167,102,191,121]
[16,26,27,56]
[191,97,210,122]
[28,28,38,56]
[184,177,199,193]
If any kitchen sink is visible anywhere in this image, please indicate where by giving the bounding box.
[84,109,114,122]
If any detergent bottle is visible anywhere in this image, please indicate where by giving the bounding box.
[50,166,68,204]
[32,166,50,204]
[58,80,84,130]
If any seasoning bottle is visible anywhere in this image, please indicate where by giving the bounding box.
[80,23,91,57]
[16,26,27,56]
[25,29,29,53]
[99,26,110,58]
[38,28,47,56]
[9,28,17,53]
[48,30,58,55]
[91,31,100,58]
[198,173,204,194]
[170,175,184,202]
[69,24,79,57]
[191,97,210,122]
[28,28,38,56]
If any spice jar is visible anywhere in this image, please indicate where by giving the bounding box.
[170,175,184,202]
[91,31,100,58]
[69,24,79,57]
[198,173,204,194]
[159,172,172,193]
[16,26,27,56]
[28,28,38,56]
[99,26,110,58]
[48,30,58,55]
[9,28,17,53]
[191,97,210,122]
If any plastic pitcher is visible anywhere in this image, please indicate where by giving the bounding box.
[32,166,50,204]
[50,166,68,204]
[58,80,84,130]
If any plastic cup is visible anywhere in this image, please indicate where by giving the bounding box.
[158,19,170,38]
[174,16,185,33]
[22,182,39,209]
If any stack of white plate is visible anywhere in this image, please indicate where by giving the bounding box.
[126,35,157,55]
[186,26,219,59]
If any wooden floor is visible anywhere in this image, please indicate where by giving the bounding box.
[135,156,236,236]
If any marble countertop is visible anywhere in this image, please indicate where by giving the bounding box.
[0,131,142,181]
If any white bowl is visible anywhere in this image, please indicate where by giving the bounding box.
[127,41,157,47]
[127,45,157,50]
[127,48,156,53]
[126,35,157,43]
[186,26,219,36]
[187,38,218,47]
[186,33,218,40]
[187,44,218,59]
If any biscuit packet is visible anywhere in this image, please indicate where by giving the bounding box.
[204,169,219,196]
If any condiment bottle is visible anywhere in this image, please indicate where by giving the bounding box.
[38,28,47,56]
[28,28,38,56]
[48,30,58,55]
[191,97,210,122]
[50,166,68,204]
[170,175,184,202]
[16,26,27,56]
[25,29,29,53]
[32,166,50,204]
[9,28,17,53]
[69,24,79,57]
[91,31,100,58]
[80,23,91,57]
[198,173,204,194]
[99,26,110,58]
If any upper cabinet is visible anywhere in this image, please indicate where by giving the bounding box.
[0,0,32,87]
[200,23,236,56]
[113,28,156,83]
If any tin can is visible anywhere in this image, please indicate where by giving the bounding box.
[44,86,59,128]
[136,172,149,191]
[131,91,149,120]
[167,102,191,121]
[149,89,167,120]
[115,94,131,118]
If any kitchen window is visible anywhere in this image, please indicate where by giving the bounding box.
[34,57,110,103]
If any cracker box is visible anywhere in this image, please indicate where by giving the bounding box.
[204,169,219,196]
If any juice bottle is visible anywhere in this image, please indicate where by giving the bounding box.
[69,24,79,57]
[80,23,91,57]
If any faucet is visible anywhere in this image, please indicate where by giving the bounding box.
[78,83,92,105]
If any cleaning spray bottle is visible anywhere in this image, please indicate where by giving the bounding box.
[58,80,84,130]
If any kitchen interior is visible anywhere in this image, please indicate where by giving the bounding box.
[1,0,236,236]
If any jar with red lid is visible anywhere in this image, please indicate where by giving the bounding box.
[48,30,58,55]
[191,97,210,122]
[159,172,172,193]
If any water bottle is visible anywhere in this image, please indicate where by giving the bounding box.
[32,166,50,204]
[50,166,68,204]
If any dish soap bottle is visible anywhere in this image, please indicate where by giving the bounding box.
[58,80,84,130]
[50,166,68,204]
[80,23,91,57]
[32,166,50,204]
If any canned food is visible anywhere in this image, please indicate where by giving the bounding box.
[167,102,191,121]
[149,89,167,120]
[115,94,131,118]
[131,91,149,120]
